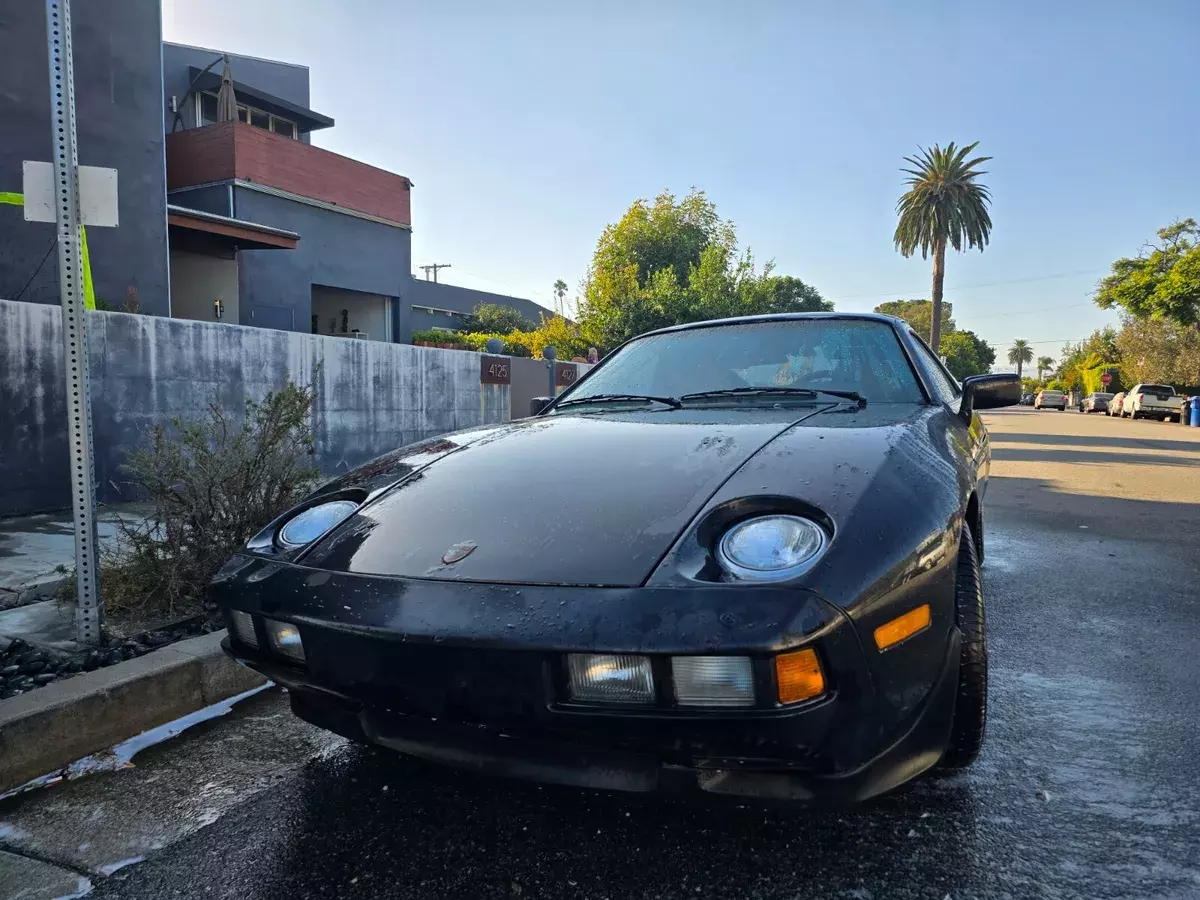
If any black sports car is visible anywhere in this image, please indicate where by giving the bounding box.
[214,313,1019,802]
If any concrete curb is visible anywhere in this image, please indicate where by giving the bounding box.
[0,630,267,793]
[0,574,69,610]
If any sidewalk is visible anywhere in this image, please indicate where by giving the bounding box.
[0,503,150,605]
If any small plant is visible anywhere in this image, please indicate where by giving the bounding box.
[90,380,319,623]
[123,286,142,314]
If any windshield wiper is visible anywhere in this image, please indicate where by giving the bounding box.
[680,386,867,406]
[555,393,682,410]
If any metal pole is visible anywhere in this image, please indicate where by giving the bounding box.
[46,0,102,645]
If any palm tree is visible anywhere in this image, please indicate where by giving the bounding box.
[1036,356,1055,382]
[1008,340,1033,378]
[553,279,569,316]
[894,142,993,351]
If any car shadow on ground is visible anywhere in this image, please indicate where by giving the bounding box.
[989,446,1199,468]
[237,744,990,898]
[990,432,1200,452]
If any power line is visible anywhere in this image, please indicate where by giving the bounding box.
[10,238,57,302]
[830,267,1106,302]
[965,300,1095,322]
[451,266,557,302]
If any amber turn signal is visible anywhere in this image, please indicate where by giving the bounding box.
[873,604,931,651]
[775,648,825,704]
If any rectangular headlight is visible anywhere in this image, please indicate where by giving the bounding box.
[264,618,305,664]
[671,656,755,707]
[566,653,654,704]
[229,610,258,649]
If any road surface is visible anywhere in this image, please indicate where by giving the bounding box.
[3,407,1199,900]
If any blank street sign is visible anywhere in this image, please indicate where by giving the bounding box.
[22,160,119,227]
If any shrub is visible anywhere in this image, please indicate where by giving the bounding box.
[95,381,318,622]
[412,328,469,347]
[457,302,534,335]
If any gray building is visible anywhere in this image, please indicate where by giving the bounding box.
[0,0,171,315]
[0,6,550,341]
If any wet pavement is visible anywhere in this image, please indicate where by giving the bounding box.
[2,408,1199,899]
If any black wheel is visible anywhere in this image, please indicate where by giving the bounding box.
[939,522,987,770]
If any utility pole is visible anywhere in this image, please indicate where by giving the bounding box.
[419,263,452,283]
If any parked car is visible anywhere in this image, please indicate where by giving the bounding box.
[1034,389,1067,410]
[213,312,1019,802]
[1107,392,1127,416]
[1019,393,1035,406]
[1123,384,1184,422]
[1080,392,1114,414]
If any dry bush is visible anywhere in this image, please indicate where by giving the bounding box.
[101,380,319,620]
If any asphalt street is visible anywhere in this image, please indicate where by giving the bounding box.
[3,407,1199,900]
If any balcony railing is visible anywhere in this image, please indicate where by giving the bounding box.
[166,122,411,227]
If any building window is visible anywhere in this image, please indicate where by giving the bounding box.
[196,91,298,138]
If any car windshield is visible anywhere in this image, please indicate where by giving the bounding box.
[554,319,924,408]
[1140,385,1174,394]
[1094,393,1113,399]
[1041,391,1063,397]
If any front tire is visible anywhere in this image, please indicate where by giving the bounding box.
[939,522,987,770]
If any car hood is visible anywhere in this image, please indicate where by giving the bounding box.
[300,407,835,586]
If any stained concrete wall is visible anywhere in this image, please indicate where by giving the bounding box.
[0,299,508,517]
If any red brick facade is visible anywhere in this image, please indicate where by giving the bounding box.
[166,122,411,227]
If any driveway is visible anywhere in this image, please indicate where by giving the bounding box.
[3,408,1199,900]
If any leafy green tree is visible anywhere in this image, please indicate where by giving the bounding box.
[874,299,955,340]
[965,330,996,372]
[1008,339,1033,378]
[458,302,533,335]
[1036,356,1055,382]
[939,332,983,381]
[873,299,993,377]
[939,329,994,379]
[894,142,993,351]
[1094,219,1200,326]
[1113,314,1200,387]
[578,189,829,349]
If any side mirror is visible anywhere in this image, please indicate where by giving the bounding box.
[530,396,553,416]
[960,373,1020,421]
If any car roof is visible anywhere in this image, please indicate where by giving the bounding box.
[638,311,906,339]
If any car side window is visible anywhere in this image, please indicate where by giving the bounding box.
[907,333,961,404]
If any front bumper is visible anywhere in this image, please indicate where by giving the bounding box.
[213,554,959,801]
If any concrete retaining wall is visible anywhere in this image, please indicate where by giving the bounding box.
[0,299,509,516]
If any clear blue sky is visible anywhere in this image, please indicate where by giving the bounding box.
[164,0,1200,371]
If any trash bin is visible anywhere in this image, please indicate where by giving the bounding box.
[1191,397,1200,427]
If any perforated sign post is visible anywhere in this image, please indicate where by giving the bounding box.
[40,0,108,645]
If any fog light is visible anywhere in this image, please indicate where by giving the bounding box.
[775,648,825,704]
[264,618,305,664]
[671,656,754,707]
[874,604,931,651]
[229,610,258,648]
[566,653,654,704]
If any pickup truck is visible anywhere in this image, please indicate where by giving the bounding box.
[1123,384,1184,421]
